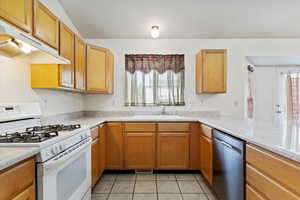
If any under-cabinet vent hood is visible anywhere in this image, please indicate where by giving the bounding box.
[0,21,70,64]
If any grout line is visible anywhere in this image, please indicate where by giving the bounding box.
[155,173,159,200]
[106,175,117,200]
[131,174,137,200]
[175,176,184,200]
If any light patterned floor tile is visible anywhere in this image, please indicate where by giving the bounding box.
[116,173,136,181]
[158,194,183,200]
[134,181,157,193]
[178,181,204,193]
[157,181,180,194]
[133,193,158,200]
[156,174,176,181]
[108,193,133,200]
[136,174,156,181]
[111,181,135,193]
[182,194,208,200]
[93,181,114,194]
[176,174,196,181]
[92,194,109,200]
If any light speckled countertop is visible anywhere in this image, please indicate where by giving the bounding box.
[0,147,39,170]
[60,114,300,163]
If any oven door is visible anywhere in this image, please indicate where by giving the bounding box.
[37,137,92,200]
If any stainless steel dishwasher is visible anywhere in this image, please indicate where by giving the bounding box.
[212,129,245,200]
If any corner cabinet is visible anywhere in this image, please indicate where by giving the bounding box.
[86,45,114,94]
[0,0,33,33]
[196,49,227,93]
[106,123,124,169]
[59,22,75,88]
[33,0,59,49]
[200,124,213,185]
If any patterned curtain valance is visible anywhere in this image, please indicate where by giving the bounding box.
[125,54,184,74]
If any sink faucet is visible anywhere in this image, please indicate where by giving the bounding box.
[161,106,166,115]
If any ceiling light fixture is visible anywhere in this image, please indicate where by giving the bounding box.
[151,26,160,38]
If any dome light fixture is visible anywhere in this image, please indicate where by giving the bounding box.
[151,26,160,38]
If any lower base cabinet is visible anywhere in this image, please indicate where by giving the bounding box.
[125,132,155,169]
[200,128,213,185]
[106,123,124,169]
[0,157,35,200]
[12,185,35,200]
[157,132,189,169]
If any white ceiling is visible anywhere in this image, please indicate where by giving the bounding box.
[58,0,300,39]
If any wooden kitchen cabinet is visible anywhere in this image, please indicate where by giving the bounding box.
[0,0,33,33]
[98,123,106,176]
[125,132,156,169]
[12,185,35,200]
[157,132,189,169]
[190,123,201,170]
[33,0,59,49]
[0,157,35,200]
[59,22,75,88]
[246,144,300,200]
[91,127,100,187]
[74,36,86,91]
[196,49,227,93]
[200,124,213,185]
[106,123,124,169]
[86,45,114,93]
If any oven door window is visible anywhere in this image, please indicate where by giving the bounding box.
[57,153,87,200]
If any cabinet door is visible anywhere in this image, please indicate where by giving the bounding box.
[74,36,86,90]
[0,0,32,33]
[157,132,189,169]
[125,132,155,169]
[91,138,99,187]
[200,135,213,185]
[196,49,227,93]
[106,123,124,169]
[33,0,59,49]
[99,124,106,176]
[86,45,108,93]
[12,185,35,200]
[190,123,200,170]
[59,23,74,88]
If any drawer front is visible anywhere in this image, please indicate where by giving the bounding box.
[158,123,190,132]
[124,123,156,132]
[200,124,212,139]
[0,158,35,200]
[246,184,266,200]
[90,127,99,140]
[246,164,298,200]
[246,144,300,196]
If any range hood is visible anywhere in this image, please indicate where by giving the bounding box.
[0,21,70,64]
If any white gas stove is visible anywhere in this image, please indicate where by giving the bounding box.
[0,103,92,200]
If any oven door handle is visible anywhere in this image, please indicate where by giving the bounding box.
[41,138,91,173]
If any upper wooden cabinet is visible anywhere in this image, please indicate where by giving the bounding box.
[33,0,59,49]
[196,49,227,93]
[59,22,75,88]
[75,36,86,91]
[0,0,33,33]
[86,45,114,94]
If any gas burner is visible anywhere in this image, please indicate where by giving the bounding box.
[0,124,81,143]
[0,131,58,143]
[26,124,81,132]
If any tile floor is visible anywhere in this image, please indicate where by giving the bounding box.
[92,172,218,200]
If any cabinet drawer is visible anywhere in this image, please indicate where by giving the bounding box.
[246,184,266,200]
[200,124,212,139]
[158,123,189,132]
[246,164,298,200]
[90,127,99,140]
[124,123,156,132]
[12,184,35,200]
[0,157,35,200]
[246,144,300,196]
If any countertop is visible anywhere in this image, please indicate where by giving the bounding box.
[62,114,300,163]
[0,147,39,170]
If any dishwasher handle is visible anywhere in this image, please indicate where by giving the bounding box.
[214,137,242,154]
